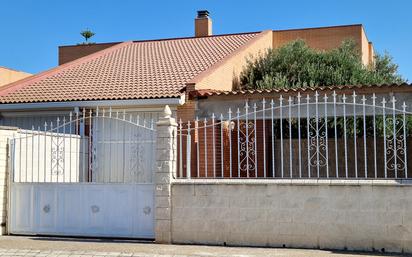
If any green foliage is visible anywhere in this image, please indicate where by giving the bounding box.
[240,39,406,90]
[372,52,404,84]
[80,29,95,43]
[335,116,412,137]
[273,116,412,139]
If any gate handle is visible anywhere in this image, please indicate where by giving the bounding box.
[91,205,100,213]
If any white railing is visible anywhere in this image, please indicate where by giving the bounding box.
[177,91,411,179]
[9,108,156,184]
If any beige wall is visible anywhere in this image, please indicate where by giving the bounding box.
[273,25,373,65]
[192,31,273,91]
[0,127,17,235]
[0,68,31,87]
[360,26,372,65]
[172,180,412,253]
[368,42,375,65]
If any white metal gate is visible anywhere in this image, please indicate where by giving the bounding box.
[8,108,156,238]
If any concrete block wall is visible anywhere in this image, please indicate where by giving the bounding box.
[171,180,412,253]
[0,127,17,235]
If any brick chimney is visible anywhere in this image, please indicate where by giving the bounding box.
[195,10,212,37]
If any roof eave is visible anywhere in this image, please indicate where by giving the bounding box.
[0,96,185,111]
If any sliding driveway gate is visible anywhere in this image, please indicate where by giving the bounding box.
[8,108,156,238]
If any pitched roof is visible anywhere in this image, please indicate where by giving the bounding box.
[0,32,259,104]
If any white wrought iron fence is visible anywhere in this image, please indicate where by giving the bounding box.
[9,108,157,184]
[177,91,412,179]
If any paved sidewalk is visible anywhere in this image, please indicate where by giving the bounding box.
[0,236,407,256]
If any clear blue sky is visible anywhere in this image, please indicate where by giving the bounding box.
[1,0,411,81]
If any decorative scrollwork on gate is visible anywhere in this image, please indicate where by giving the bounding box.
[129,132,144,177]
[385,116,406,172]
[238,120,256,175]
[308,118,328,167]
[51,136,64,175]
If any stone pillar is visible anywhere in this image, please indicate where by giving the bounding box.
[0,127,17,235]
[155,105,177,243]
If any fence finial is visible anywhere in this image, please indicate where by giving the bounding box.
[163,105,172,119]
[361,95,366,103]
[315,91,319,99]
[391,95,397,104]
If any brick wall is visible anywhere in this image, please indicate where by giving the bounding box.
[176,100,197,123]
[58,43,118,65]
[273,25,373,65]
[195,17,212,37]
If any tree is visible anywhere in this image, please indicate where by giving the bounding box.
[239,40,410,137]
[80,29,95,44]
[240,39,406,90]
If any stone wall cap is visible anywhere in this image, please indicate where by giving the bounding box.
[157,119,177,126]
[0,126,18,131]
[172,179,412,186]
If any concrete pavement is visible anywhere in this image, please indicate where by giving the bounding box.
[0,236,407,256]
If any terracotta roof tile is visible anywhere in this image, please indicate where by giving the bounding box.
[0,32,259,104]
[193,83,412,97]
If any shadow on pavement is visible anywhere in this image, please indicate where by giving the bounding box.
[26,235,154,244]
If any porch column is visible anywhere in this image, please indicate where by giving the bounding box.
[0,126,18,235]
[155,105,177,243]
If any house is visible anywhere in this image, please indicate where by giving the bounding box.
[0,66,31,88]
[0,10,388,188]
[0,10,376,129]
[2,11,412,249]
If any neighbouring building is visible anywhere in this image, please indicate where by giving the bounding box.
[0,66,31,88]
